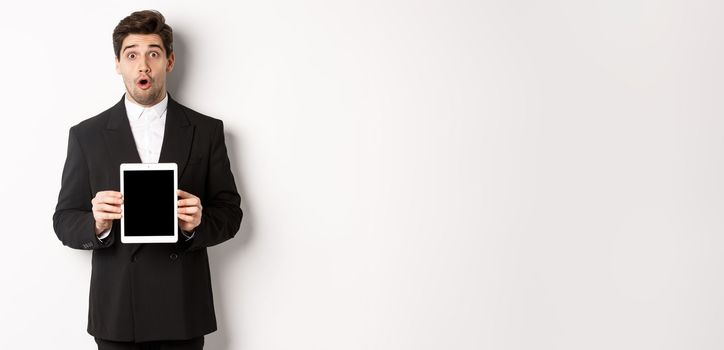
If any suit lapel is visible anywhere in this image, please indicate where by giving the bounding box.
[103,96,142,166]
[159,96,194,178]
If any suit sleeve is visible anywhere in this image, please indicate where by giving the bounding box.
[187,120,243,251]
[53,126,115,250]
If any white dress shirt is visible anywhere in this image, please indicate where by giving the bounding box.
[125,94,168,163]
[98,94,193,241]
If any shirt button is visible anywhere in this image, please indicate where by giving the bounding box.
[170,253,179,260]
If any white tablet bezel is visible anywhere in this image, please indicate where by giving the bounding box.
[120,163,178,244]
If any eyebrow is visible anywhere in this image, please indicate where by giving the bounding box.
[122,44,165,53]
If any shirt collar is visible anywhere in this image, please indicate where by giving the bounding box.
[124,93,169,121]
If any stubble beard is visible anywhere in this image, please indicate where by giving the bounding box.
[127,81,164,106]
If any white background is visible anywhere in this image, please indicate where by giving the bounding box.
[0,1,722,349]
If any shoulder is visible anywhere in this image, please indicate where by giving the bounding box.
[69,99,123,139]
[172,99,224,131]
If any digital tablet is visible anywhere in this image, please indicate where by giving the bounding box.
[120,163,178,243]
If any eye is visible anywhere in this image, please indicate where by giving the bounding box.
[127,53,136,60]
[150,52,159,58]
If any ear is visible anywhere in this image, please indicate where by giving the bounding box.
[166,52,175,73]
[115,57,121,74]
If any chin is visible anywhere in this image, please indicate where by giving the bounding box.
[132,91,159,105]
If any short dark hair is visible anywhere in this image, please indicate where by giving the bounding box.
[113,10,173,59]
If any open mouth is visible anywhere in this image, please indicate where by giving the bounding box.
[136,77,151,90]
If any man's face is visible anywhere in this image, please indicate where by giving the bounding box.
[115,34,174,106]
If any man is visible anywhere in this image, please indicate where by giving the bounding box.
[53,10,242,350]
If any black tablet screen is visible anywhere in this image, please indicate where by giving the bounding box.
[123,170,175,236]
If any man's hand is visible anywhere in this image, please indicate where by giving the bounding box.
[177,189,202,232]
[92,191,123,236]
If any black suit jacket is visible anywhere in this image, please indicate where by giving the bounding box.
[53,95,243,342]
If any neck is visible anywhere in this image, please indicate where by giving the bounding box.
[126,89,167,107]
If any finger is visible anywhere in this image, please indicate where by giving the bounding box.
[103,198,123,205]
[178,198,200,207]
[94,203,122,213]
[177,189,195,198]
[177,213,195,222]
[95,212,122,220]
[94,199,122,207]
[178,206,199,214]
[94,194,124,205]
[96,190,123,198]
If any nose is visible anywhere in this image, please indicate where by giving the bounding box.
[138,57,150,73]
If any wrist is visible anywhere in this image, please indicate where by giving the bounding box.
[95,222,111,236]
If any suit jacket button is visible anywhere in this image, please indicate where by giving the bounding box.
[170,253,179,260]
